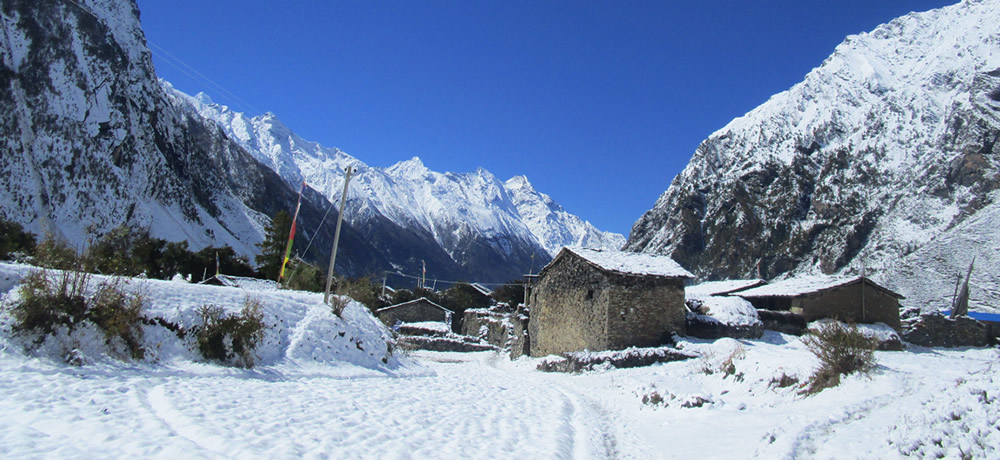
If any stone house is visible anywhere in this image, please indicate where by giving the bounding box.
[528,247,694,357]
[735,276,903,331]
[375,297,454,328]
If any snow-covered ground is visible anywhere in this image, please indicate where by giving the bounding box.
[1,263,998,459]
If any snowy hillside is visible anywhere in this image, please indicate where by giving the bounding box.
[167,86,625,262]
[0,262,418,374]
[0,0,402,277]
[0,0,266,257]
[626,0,1000,312]
[2,262,997,458]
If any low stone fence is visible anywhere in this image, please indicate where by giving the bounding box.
[537,346,696,373]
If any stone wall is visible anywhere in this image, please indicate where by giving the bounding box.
[604,271,686,350]
[528,252,687,357]
[686,314,764,339]
[902,313,992,347]
[529,254,610,356]
[510,305,530,359]
[757,309,807,335]
[462,306,514,349]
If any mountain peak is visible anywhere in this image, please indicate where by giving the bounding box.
[387,156,429,177]
[194,92,214,105]
[505,175,534,190]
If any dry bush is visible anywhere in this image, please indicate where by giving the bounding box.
[34,235,81,270]
[196,297,267,368]
[769,373,800,389]
[801,322,878,395]
[8,270,147,360]
[329,294,351,317]
[89,278,147,360]
[9,270,89,340]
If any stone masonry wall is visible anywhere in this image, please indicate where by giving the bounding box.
[529,253,688,357]
[604,272,686,349]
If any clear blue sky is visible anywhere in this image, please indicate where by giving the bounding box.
[136,0,953,237]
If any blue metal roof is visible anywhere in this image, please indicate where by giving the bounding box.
[941,310,1000,323]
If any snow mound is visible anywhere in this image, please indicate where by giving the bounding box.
[0,263,426,377]
[687,296,761,327]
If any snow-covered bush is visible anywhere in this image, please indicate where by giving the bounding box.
[195,297,267,368]
[87,277,147,360]
[801,322,878,394]
[6,269,148,360]
[8,270,89,340]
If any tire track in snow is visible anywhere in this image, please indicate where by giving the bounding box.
[143,384,261,459]
[551,386,618,459]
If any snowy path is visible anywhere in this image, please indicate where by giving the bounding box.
[0,352,615,459]
[2,342,998,459]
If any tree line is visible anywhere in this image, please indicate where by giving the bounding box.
[1,213,526,320]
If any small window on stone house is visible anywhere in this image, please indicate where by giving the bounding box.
[586,289,594,300]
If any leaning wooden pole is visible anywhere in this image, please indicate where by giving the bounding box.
[324,167,356,305]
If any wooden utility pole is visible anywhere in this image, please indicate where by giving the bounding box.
[324,166,356,305]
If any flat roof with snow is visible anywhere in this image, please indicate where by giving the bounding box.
[550,247,694,279]
[686,279,767,298]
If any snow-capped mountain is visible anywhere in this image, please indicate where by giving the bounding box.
[626,0,1000,312]
[0,0,621,283]
[505,175,626,254]
[168,86,625,279]
[0,0,393,276]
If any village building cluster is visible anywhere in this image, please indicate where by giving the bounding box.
[371,247,997,356]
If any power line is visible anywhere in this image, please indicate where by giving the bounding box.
[383,270,524,289]
[146,41,262,115]
[61,0,262,116]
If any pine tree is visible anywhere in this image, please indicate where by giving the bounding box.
[255,210,292,280]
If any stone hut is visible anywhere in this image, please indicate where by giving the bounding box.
[735,276,903,331]
[375,297,454,328]
[528,247,694,357]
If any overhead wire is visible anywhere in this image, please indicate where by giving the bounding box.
[62,0,262,115]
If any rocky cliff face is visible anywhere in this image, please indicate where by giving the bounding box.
[626,0,1000,312]
[0,0,392,276]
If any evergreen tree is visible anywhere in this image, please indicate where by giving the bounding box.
[0,218,36,260]
[255,210,292,280]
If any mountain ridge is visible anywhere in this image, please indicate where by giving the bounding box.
[625,0,1000,312]
[166,84,625,263]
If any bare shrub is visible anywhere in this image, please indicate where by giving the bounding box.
[196,297,267,368]
[721,345,746,381]
[89,278,147,360]
[34,235,81,270]
[769,373,800,389]
[9,270,89,340]
[329,294,350,317]
[8,270,147,360]
[801,322,878,395]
